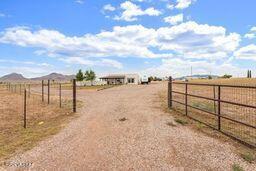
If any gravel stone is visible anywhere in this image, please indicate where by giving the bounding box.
[1,83,255,170]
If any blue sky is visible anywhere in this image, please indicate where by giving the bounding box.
[0,0,255,78]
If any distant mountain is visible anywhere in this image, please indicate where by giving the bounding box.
[0,73,29,82]
[175,74,219,80]
[0,72,75,82]
[31,73,75,81]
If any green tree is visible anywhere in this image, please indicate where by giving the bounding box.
[221,74,232,79]
[148,76,154,82]
[247,70,252,78]
[76,69,84,81]
[84,70,96,85]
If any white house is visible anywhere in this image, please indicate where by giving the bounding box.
[100,74,140,85]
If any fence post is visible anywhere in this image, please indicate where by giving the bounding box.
[185,83,188,116]
[42,80,44,102]
[73,79,76,113]
[59,83,62,108]
[20,84,22,94]
[48,80,50,104]
[168,76,172,109]
[218,85,221,130]
[24,89,27,128]
[28,84,30,98]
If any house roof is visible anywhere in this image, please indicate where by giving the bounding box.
[100,75,125,79]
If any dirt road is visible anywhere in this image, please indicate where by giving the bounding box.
[2,82,255,170]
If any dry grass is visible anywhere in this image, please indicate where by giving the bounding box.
[0,90,79,160]
[171,78,256,147]
[188,78,256,86]
[232,164,244,171]
[158,88,256,163]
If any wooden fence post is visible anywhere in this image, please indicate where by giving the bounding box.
[28,84,30,98]
[185,83,188,116]
[24,89,27,128]
[168,76,172,109]
[73,79,76,113]
[42,80,44,102]
[59,83,62,108]
[218,85,221,130]
[20,84,22,94]
[48,80,50,104]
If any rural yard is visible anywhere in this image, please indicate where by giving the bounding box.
[1,82,255,170]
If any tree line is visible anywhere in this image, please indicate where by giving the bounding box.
[76,69,96,83]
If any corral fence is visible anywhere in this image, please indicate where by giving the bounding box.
[167,77,256,148]
[0,79,77,129]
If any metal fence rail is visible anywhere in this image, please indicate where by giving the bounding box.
[167,77,256,148]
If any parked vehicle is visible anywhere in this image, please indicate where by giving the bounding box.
[141,75,149,84]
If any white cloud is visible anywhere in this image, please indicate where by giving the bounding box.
[244,26,256,39]
[114,1,162,22]
[0,59,52,67]
[0,13,5,17]
[0,22,241,61]
[61,57,123,69]
[251,27,256,32]
[144,58,245,78]
[234,44,256,60]
[103,4,116,12]
[0,59,55,77]
[166,3,174,10]
[155,21,241,59]
[75,0,84,4]
[100,59,123,69]
[175,0,196,9]
[0,25,165,58]
[164,14,183,25]
[130,0,146,2]
[244,33,255,39]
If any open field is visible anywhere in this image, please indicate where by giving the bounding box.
[188,78,256,86]
[0,87,77,160]
[171,78,256,147]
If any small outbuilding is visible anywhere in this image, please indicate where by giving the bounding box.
[100,74,140,85]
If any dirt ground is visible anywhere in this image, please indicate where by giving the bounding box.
[0,89,75,161]
[1,82,255,170]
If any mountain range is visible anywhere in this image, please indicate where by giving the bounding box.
[175,74,219,80]
[0,73,75,82]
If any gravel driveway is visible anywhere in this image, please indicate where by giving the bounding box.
[2,82,255,170]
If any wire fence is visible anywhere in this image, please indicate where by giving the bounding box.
[0,80,77,130]
[167,77,256,148]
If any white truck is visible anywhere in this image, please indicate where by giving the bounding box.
[141,75,149,84]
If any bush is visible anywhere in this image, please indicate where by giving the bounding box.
[221,74,232,79]
[240,152,255,163]
[174,118,188,125]
[232,164,244,171]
